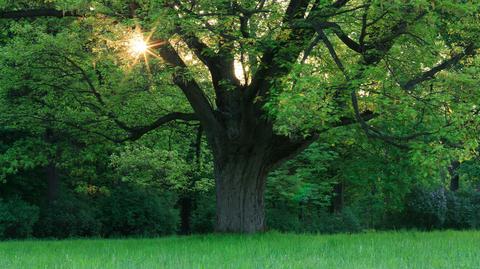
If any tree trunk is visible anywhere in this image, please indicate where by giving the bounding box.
[214,153,269,233]
[45,162,59,203]
[448,160,460,192]
[178,196,193,234]
[329,182,344,213]
[44,127,60,203]
[204,101,315,233]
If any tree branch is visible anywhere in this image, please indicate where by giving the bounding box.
[402,44,477,91]
[332,0,350,8]
[157,43,222,133]
[0,9,80,19]
[1,7,222,136]
[170,1,242,97]
[319,28,431,149]
[122,112,198,141]
[246,0,311,100]
[175,26,241,108]
[268,109,375,169]
[320,22,362,53]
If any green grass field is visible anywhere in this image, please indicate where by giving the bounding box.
[0,231,478,269]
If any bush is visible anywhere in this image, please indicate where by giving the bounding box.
[267,204,302,232]
[444,191,472,229]
[301,208,362,234]
[469,191,480,229]
[403,187,447,230]
[448,190,480,229]
[0,197,39,239]
[267,203,362,234]
[403,188,480,230]
[100,186,179,237]
[35,193,101,238]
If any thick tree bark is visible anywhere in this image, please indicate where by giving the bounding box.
[202,91,323,233]
[207,107,317,233]
[214,152,269,233]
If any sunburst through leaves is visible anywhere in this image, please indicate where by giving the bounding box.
[129,34,148,56]
[125,27,165,73]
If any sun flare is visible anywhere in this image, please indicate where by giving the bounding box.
[124,27,165,73]
[129,35,148,56]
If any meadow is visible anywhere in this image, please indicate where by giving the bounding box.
[0,231,478,269]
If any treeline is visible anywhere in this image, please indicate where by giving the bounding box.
[1,124,479,239]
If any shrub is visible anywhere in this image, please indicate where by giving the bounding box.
[404,187,447,230]
[335,208,363,233]
[100,186,179,237]
[469,191,480,229]
[267,203,362,234]
[35,193,101,238]
[300,208,362,234]
[266,204,302,232]
[444,191,472,229]
[0,197,39,239]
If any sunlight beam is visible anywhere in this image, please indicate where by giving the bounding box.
[129,34,148,57]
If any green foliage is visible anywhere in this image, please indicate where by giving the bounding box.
[445,190,480,230]
[267,142,338,214]
[267,207,361,234]
[400,187,480,230]
[404,187,447,230]
[459,159,480,187]
[306,208,362,234]
[35,193,101,238]
[190,191,216,234]
[0,197,39,239]
[469,192,480,229]
[99,185,179,237]
[111,145,190,190]
[266,204,302,232]
[0,137,50,183]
